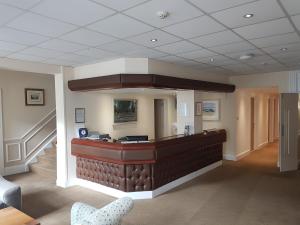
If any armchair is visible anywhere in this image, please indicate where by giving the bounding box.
[71,197,133,225]
[0,176,22,210]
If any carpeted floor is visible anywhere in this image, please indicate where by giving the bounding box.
[6,142,300,225]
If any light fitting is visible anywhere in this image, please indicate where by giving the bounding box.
[243,13,254,18]
[157,11,169,19]
[239,53,255,60]
[150,38,158,42]
[280,48,288,51]
[210,58,214,62]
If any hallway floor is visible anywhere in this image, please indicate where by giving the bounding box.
[6,142,300,225]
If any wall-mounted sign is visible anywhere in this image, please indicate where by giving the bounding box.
[75,108,85,123]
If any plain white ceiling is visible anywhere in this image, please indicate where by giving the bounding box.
[0,0,299,76]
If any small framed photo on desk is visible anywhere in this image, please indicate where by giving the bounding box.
[75,108,85,123]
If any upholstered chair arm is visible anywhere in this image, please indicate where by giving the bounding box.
[0,176,21,210]
[98,197,134,218]
[71,202,97,225]
[72,197,134,225]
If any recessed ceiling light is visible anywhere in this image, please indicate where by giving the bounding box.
[239,53,255,60]
[157,11,169,19]
[150,38,158,42]
[280,48,288,51]
[210,58,214,62]
[244,13,254,18]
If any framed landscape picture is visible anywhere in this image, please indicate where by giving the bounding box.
[25,88,45,106]
[202,100,220,121]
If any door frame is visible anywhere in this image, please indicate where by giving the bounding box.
[0,88,4,175]
[250,97,255,151]
[268,98,271,143]
[154,99,168,139]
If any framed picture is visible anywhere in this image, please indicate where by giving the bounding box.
[75,108,85,123]
[25,88,45,106]
[202,100,220,121]
[195,102,202,116]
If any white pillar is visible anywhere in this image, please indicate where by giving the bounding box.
[55,70,68,187]
[0,89,4,175]
[176,90,203,135]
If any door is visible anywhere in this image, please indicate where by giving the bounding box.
[268,98,271,143]
[154,99,166,139]
[0,88,4,175]
[280,93,298,172]
[250,97,255,151]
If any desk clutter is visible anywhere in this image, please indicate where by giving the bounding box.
[77,128,149,143]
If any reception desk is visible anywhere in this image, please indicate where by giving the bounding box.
[71,129,226,196]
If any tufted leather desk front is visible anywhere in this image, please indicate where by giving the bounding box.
[71,129,226,192]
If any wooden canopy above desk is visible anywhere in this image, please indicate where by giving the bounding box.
[68,74,235,93]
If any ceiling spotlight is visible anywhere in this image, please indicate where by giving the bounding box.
[280,47,288,51]
[210,58,214,62]
[244,13,254,18]
[150,38,158,42]
[157,11,169,19]
[239,53,255,60]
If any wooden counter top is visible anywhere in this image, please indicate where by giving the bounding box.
[71,129,226,164]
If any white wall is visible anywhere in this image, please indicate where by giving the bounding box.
[177,90,195,135]
[230,71,291,93]
[71,92,176,140]
[73,58,231,83]
[176,91,204,135]
[196,92,229,130]
[194,91,236,159]
[235,89,279,157]
[148,59,230,83]
[0,89,4,174]
[0,69,56,139]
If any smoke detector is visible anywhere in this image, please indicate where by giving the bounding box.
[239,53,255,60]
[157,11,169,19]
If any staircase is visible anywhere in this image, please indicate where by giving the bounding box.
[29,142,57,179]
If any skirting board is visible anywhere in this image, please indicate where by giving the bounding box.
[224,149,253,161]
[236,149,251,161]
[68,160,222,200]
[4,164,28,176]
[223,154,236,161]
[256,141,268,150]
[223,141,270,162]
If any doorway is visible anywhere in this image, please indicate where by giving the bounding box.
[279,93,299,172]
[154,99,166,139]
[0,88,4,175]
[250,97,255,151]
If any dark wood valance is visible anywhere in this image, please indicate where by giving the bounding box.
[68,74,235,93]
